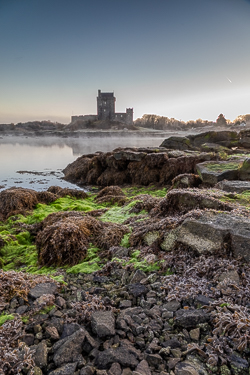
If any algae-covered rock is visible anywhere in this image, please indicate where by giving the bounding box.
[187,130,239,148]
[196,160,242,185]
[239,158,250,180]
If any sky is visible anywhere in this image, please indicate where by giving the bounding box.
[0,0,250,124]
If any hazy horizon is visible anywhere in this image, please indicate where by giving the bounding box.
[1,0,250,124]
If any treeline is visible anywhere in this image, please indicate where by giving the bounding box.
[134,113,250,130]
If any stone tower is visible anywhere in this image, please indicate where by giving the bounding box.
[97,90,116,121]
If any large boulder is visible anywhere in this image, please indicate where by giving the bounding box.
[162,211,250,261]
[215,180,250,193]
[160,136,191,150]
[187,130,239,148]
[196,160,242,185]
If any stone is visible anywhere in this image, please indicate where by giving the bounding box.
[162,300,181,312]
[34,340,47,368]
[49,362,78,375]
[196,160,241,185]
[239,158,250,180]
[173,211,250,261]
[127,284,148,298]
[53,328,87,367]
[80,366,95,375]
[61,323,81,339]
[160,136,191,151]
[215,180,250,193]
[134,359,152,375]
[16,305,29,314]
[218,270,240,284]
[22,334,34,346]
[95,347,139,369]
[130,269,147,284]
[120,300,132,309]
[108,362,122,375]
[29,283,57,299]
[113,151,146,162]
[228,354,249,374]
[45,326,60,340]
[91,311,115,338]
[145,354,163,368]
[175,309,210,329]
[189,328,200,341]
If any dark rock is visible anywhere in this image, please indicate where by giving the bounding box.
[162,338,182,349]
[162,300,181,312]
[60,323,81,339]
[91,311,115,338]
[239,158,250,181]
[175,309,210,329]
[95,347,139,369]
[93,275,110,283]
[34,340,48,368]
[188,130,239,148]
[127,283,148,298]
[160,136,191,150]
[53,328,87,367]
[22,334,34,346]
[145,353,163,367]
[16,305,29,314]
[29,282,58,299]
[48,362,78,375]
[229,354,249,374]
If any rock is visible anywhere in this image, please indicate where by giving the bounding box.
[45,326,60,340]
[187,130,239,148]
[53,328,88,367]
[196,160,241,185]
[171,211,250,261]
[215,180,250,193]
[127,284,148,298]
[49,362,78,375]
[91,311,115,338]
[218,270,240,284]
[113,151,147,162]
[61,323,81,339]
[145,353,163,367]
[29,282,58,299]
[22,334,34,346]
[16,305,29,314]
[162,300,181,312]
[239,158,250,180]
[80,366,95,375]
[189,328,200,341]
[160,136,191,150]
[108,362,122,375]
[95,347,139,369]
[130,270,147,284]
[34,340,48,368]
[120,300,132,309]
[228,354,249,374]
[174,309,210,329]
[134,359,152,375]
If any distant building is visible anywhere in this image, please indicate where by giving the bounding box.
[71,90,133,125]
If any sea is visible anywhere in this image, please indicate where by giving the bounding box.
[0,135,168,192]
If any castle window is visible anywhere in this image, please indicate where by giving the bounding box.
[104,101,106,105]
[104,109,106,112]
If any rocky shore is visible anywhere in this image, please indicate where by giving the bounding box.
[1,130,250,375]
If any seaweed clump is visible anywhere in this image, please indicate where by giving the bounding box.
[95,185,127,205]
[36,212,129,267]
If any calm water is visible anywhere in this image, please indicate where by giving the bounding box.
[0,135,167,191]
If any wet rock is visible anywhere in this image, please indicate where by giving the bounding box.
[80,365,95,375]
[91,311,115,338]
[29,282,58,299]
[49,362,78,375]
[175,309,210,329]
[239,158,250,181]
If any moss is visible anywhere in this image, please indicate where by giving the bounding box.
[21,316,29,323]
[120,233,131,248]
[205,161,241,173]
[122,186,167,198]
[0,313,15,326]
[40,305,55,314]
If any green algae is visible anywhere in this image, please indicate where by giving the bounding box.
[112,250,161,273]
[205,161,241,173]
[123,186,167,198]
[0,313,14,326]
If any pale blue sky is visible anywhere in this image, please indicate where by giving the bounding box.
[0,0,250,123]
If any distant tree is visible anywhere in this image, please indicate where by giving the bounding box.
[216,113,227,126]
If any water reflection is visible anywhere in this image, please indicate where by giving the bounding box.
[0,136,166,191]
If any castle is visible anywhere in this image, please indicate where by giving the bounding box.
[71,90,133,125]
